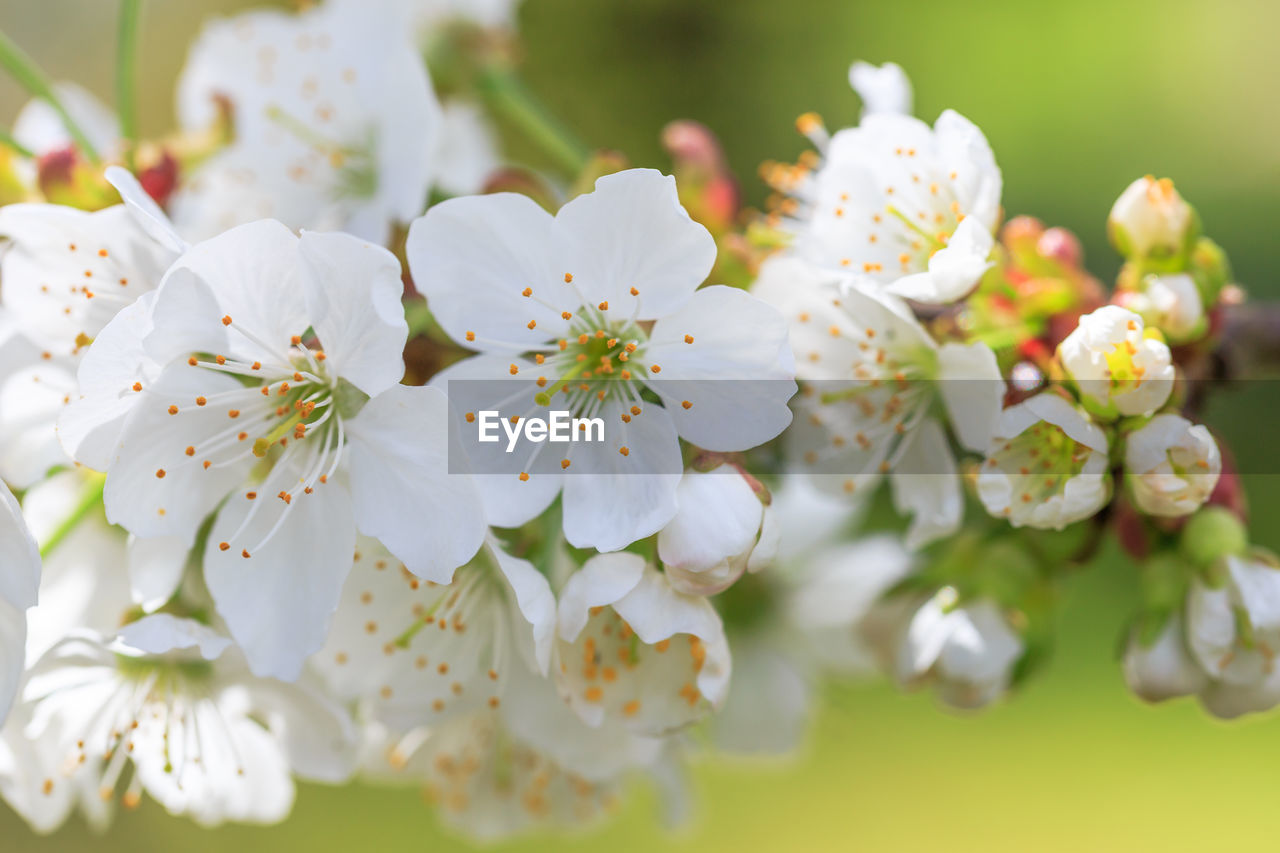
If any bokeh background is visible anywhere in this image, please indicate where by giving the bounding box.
[1,0,1278,849]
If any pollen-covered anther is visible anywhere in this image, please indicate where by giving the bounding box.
[219,542,230,551]
[242,549,251,558]
[521,287,533,297]
[561,459,571,469]
[196,396,207,406]
[465,331,475,342]
[155,469,166,478]
[167,405,179,415]
[682,400,692,409]
[509,364,519,375]
[518,472,530,482]
[619,446,630,456]
[278,491,292,504]
[221,315,232,326]
[598,301,609,311]
[649,364,661,374]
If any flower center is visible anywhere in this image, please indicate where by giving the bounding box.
[988,421,1093,506]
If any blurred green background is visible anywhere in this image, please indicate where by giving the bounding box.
[1,0,1279,849]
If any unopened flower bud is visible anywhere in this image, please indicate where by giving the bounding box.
[1125,414,1220,517]
[1108,175,1196,261]
[1123,614,1207,702]
[1057,306,1174,418]
[1180,506,1248,569]
[1115,273,1205,344]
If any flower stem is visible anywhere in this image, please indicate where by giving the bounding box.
[0,129,34,159]
[116,0,142,152]
[477,66,589,178]
[39,474,106,559]
[0,27,100,163]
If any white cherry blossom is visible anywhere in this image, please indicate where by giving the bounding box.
[9,615,356,829]
[755,254,1003,547]
[173,3,441,244]
[977,392,1111,529]
[410,168,794,551]
[60,221,485,679]
[767,80,1002,304]
[1057,305,1174,418]
[1124,413,1220,517]
[895,589,1023,709]
[1184,554,1280,718]
[313,534,555,730]
[0,169,179,360]
[553,552,730,735]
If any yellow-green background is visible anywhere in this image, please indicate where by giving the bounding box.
[1,0,1279,849]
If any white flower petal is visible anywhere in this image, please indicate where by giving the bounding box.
[407,192,573,351]
[559,399,682,552]
[936,340,1003,452]
[645,285,795,450]
[848,61,913,116]
[346,384,486,582]
[102,363,255,543]
[298,230,407,397]
[885,215,994,304]
[556,169,716,320]
[204,463,356,680]
[125,534,189,613]
[103,166,188,254]
[658,466,762,572]
[890,418,962,549]
[113,613,232,660]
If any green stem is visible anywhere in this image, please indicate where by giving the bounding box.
[0,130,35,159]
[39,475,106,559]
[477,66,589,177]
[0,28,100,163]
[116,0,142,151]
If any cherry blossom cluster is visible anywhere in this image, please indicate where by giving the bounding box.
[0,0,1266,844]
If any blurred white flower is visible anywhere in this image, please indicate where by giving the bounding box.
[60,222,485,679]
[172,3,441,244]
[313,534,554,730]
[1122,614,1208,703]
[894,590,1023,709]
[554,552,730,735]
[977,392,1111,529]
[17,472,135,663]
[848,61,912,117]
[768,94,1002,303]
[1108,175,1194,259]
[657,465,776,595]
[1116,273,1205,343]
[1125,413,1220,517]
[0,168,180,359]
[1185,554,1280,718]
[411,169,794,551]
[0,481,40,725]
[0,168,185,486]
[6,615,356,830]
[756,255,1003,547]
[1058,305,1174,418]
[432,101,501,197]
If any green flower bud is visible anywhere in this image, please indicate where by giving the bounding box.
[1180,506,1248,569]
